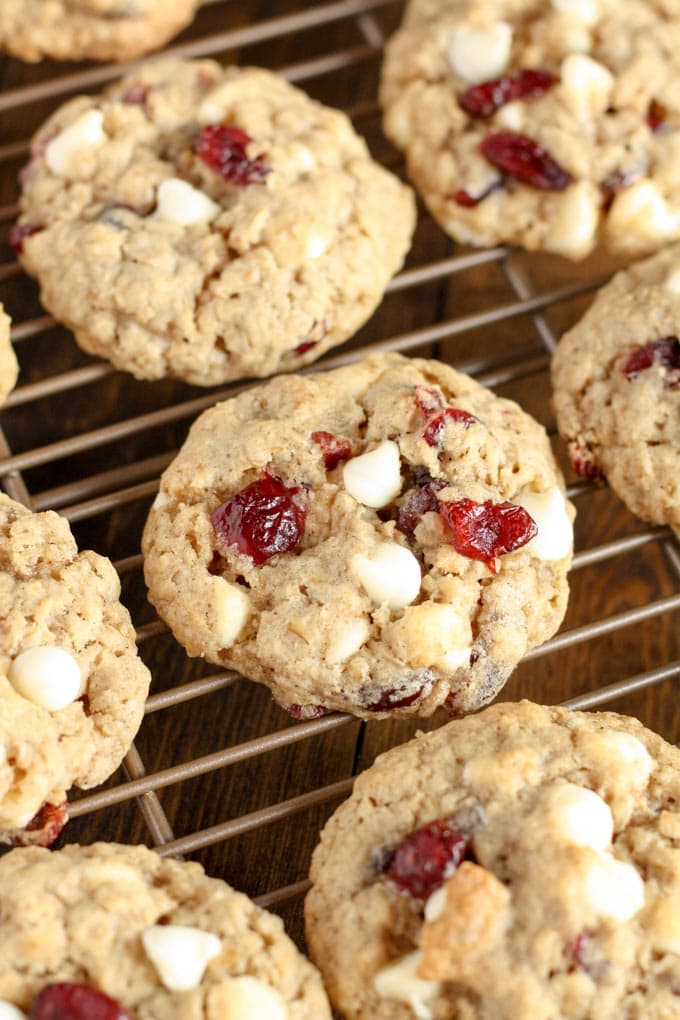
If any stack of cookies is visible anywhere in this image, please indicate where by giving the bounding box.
[0,0,678,1018]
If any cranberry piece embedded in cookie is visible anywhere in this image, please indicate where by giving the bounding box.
[311,431,352,469]
[480,132,572,191]
[120,83,148,106]
[438,498,537,573]
[8,222,41,254]
[7,802,68,847]
[385,819,468,899]
[396,480,446,536]
[195,125,271,186]
[211,471,306,565]
[459,69,556,118]
[422,408,478,447]
[414,385,445,418]
[451,179,502,207]
[364,681,431,712]
[646,99,669,133]
[620,336,680,387]
[568,439,604,480]
[276,700,328,720]
[30,983,134,1020]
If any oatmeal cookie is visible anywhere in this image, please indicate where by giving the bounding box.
[0,494,150,845]
[0,0,199,63]
[0,305,18,406]
[381,0,680,259]
[306,700,680,1020]
[142,352,574,719]
[552,244,680,534]
[0,841,331,1019]
[11,59,415,386]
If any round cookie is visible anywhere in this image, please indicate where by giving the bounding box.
[0,0,199,63]
[0,304,18,406]
[305,700,680,1020]
[0,841,331,1019]
[0,493,150,845]
[380,0,680,260]
[552,245,680,534]
[142,352,574,719]
[11,59,415,386]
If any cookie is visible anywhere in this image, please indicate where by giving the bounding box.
[141,352,574,719]
[305,700,680,1020]
[0,305,18,406]
[0,0,199,63]
[11,59,415,386]
[380,0,680,260]
[552,245,680,534]
[0,494,150,845]
[0,841,331,1019]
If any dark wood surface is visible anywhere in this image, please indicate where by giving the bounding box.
[0,0,678,953]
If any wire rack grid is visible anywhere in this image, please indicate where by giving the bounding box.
[0,0,678,946]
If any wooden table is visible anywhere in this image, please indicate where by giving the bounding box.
[1,0,678,949]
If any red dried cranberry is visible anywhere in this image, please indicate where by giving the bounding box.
[567,932,590,972]
[30,983,133,1020]
[568,439,603,480]
[452,178,502,207]
[396,480,446,536]
[422,407,478,447]
[438,497,537,573]
[120,83,148,106]
[364,680,431,712]
[195,125,270,186]
[620,336,680,387]
[480,132,572,190]
[646,99,668,133]
[276,701,327,720]
[8,802,67,847]
[8,222,41,255]
[211,471,306,565]
[311,431,352,469]
[290,339,319,357]
[459,69,556,118]
[385,819,468,898]
[414,385,445,418]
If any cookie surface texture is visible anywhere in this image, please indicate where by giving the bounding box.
[0,304,18,406]
[142,352,574,719]
[0,494,150,843]
[380,0,680,259]
[305,700,680,1020]
[552,245,680,534]
[0,0,199,63]
[13,59,415,385]
[0,841,331,1019]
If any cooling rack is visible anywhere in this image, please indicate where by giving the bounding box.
[0,0,678,949]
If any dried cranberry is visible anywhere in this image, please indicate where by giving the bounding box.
[396,480,446,536]
[364,681,431,712]
[290,339,319,357]
[452,179,502,207]
[8,222,41,255]
[31,984,134,1020]
[480,132,572,190]
[568,440,603,481]
[438,498,537,573]
[414,385,445,418]
[459,69,556,118]
[276,701,327,720]
[646,99,668,133]
[195,125,270,186]
[8,802,67,847]
[211,471,306,565]
[311,431,352,469]
[422,407,478,447]
[620,336,680,387]
[385,819,468,898]
[120,83,148,106]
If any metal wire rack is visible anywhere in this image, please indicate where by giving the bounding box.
[0,0,678,947]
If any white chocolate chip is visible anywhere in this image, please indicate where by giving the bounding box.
[560,54,614,118]
[197,82,240,125]
[213,976,287,1020]
[665,267,680,294]
[545,783,613,850]
[46,110,106,176]
[8,646,83,711]
[424,885,448,922]
[155,178,220,226]
[374,951,441,1020]
[351,542,421,609]
[0,1004,27,1020]
[607,179,679,243]
[551,0,600,25]
[342,440,402,508]
[494,100,525,132]
[448,23,513,84]
[326,618,370,664]
[142,924,221,991]
[305,234,328,259]
[513,486,573,560]
[544,181,601,260]
[584,853,645,921]
[579,729,654,784]
[212,577,250,648]
[385,602,472,672]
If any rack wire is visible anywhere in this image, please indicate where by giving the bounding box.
[0,0,678,944]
